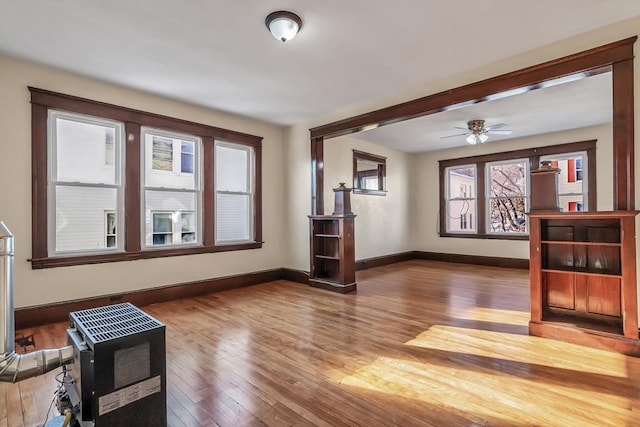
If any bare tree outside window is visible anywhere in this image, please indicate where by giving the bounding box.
[488,161,527,233]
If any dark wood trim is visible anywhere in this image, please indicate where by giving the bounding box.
[356,252,414,270]
[352,149,387,163]
[29,87,262,145]
[281,268,310,285]
[124,122,141,252]
[529,321,640,357]
[29,242,264,269]
[29,88,263,269]
[31,103,48,260]
[202,136,215,246]
[15,268,285,329]
[311,137,324,215]
[439,140,597,238]
[352,149,387,195]
[438,140,598,168]
[309,279,356,294]
[612,59,635,210]
[310,37,636,240]
[310,37,635,140]
[413,251,529,269]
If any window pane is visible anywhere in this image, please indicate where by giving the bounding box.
[152,137,173,171]
[55,116,118,185]
[144,190,197,246]
[181,141,194,174]
[181,212,195,232]
[153,213,172,232]
[447,199,476,232]
[560,195,585,212]
[540,153,587,210]
[448,167,475,198]
[489,162,526,197]
[55,186,118,252]
[216,193,251,242]
[489,197,527,233]
[144,130,198,190]
[216,144,249,192]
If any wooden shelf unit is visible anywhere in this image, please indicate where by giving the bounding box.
[309,215,356,293]
[528,211,639,355]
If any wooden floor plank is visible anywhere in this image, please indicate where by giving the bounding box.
[3,260,639,426]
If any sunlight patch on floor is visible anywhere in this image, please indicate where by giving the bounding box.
[455,306,530,326]
[339,352,632,426]
[405,325,629,378]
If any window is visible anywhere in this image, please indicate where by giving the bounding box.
[215,142,254,244]
[439,140,596,239]
[48,110,123,254]
[105,211,116,248]
[487,159,528,234]
[30,88,263,268]
[143,128,200,248]
[353,150,387,195]
[445,165,476,233]
[540,152,589,212]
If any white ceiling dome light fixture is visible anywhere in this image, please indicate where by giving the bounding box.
[265,11,302,42]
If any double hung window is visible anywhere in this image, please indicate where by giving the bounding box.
[439,140,596,239]
[31,88,262,268]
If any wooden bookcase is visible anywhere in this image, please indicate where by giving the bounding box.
[528,211,639,355]
[308,214,356,293]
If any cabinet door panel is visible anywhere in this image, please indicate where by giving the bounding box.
[587,276,621,317]
[544,272,575,310]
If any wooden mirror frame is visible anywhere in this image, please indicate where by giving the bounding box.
[353,149,387,196]
[309,37,636,216]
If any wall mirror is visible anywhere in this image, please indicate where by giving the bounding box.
[353,150,386,195]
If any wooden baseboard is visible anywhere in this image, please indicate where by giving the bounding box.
[15,252,528,329]
[529,321,640,357]
[15,268,284,329]
[412,251,529,269]
[281,268,310,285]
[356,252,414,270]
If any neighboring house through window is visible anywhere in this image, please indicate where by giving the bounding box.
[30,88,263,268]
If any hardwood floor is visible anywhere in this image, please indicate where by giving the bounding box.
[2,260,639,426]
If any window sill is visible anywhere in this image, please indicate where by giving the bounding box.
[30,242,263,269]
[438,232,528,241]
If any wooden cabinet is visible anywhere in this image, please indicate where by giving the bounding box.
[308,215,356,293]
[528,211,639,355]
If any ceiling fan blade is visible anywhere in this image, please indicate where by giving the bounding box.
[487,130,512,135]
[454,126,469,131]
[440,132,469,139]
[485,123,508,130]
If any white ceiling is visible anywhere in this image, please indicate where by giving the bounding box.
[353,71,613,152]
[0,0,638,130]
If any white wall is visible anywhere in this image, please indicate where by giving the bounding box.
[0,55,287,308]
[323,136,411,260]
[411,124,613,259]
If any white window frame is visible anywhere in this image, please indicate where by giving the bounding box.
[214,141,255,245]
[444,164,477,234]
[486,158,529,235]
[141,127,202,249]
[47,110,124,255]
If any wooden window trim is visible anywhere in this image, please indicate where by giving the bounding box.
[30,88,263,269]
[352,149,387,196]
[438,140,597,240]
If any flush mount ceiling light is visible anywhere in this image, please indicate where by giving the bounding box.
[265,11,302,42]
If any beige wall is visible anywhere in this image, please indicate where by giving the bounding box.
[0,55,287,308]
[323,136,411,260]
[411,124,613,258]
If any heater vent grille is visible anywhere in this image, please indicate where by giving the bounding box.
[70,302,162,344]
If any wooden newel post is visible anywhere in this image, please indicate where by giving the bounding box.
[332,182,353,215]
[530,161,561,212]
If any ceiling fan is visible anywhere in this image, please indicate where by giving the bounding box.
[442,119,512,145]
